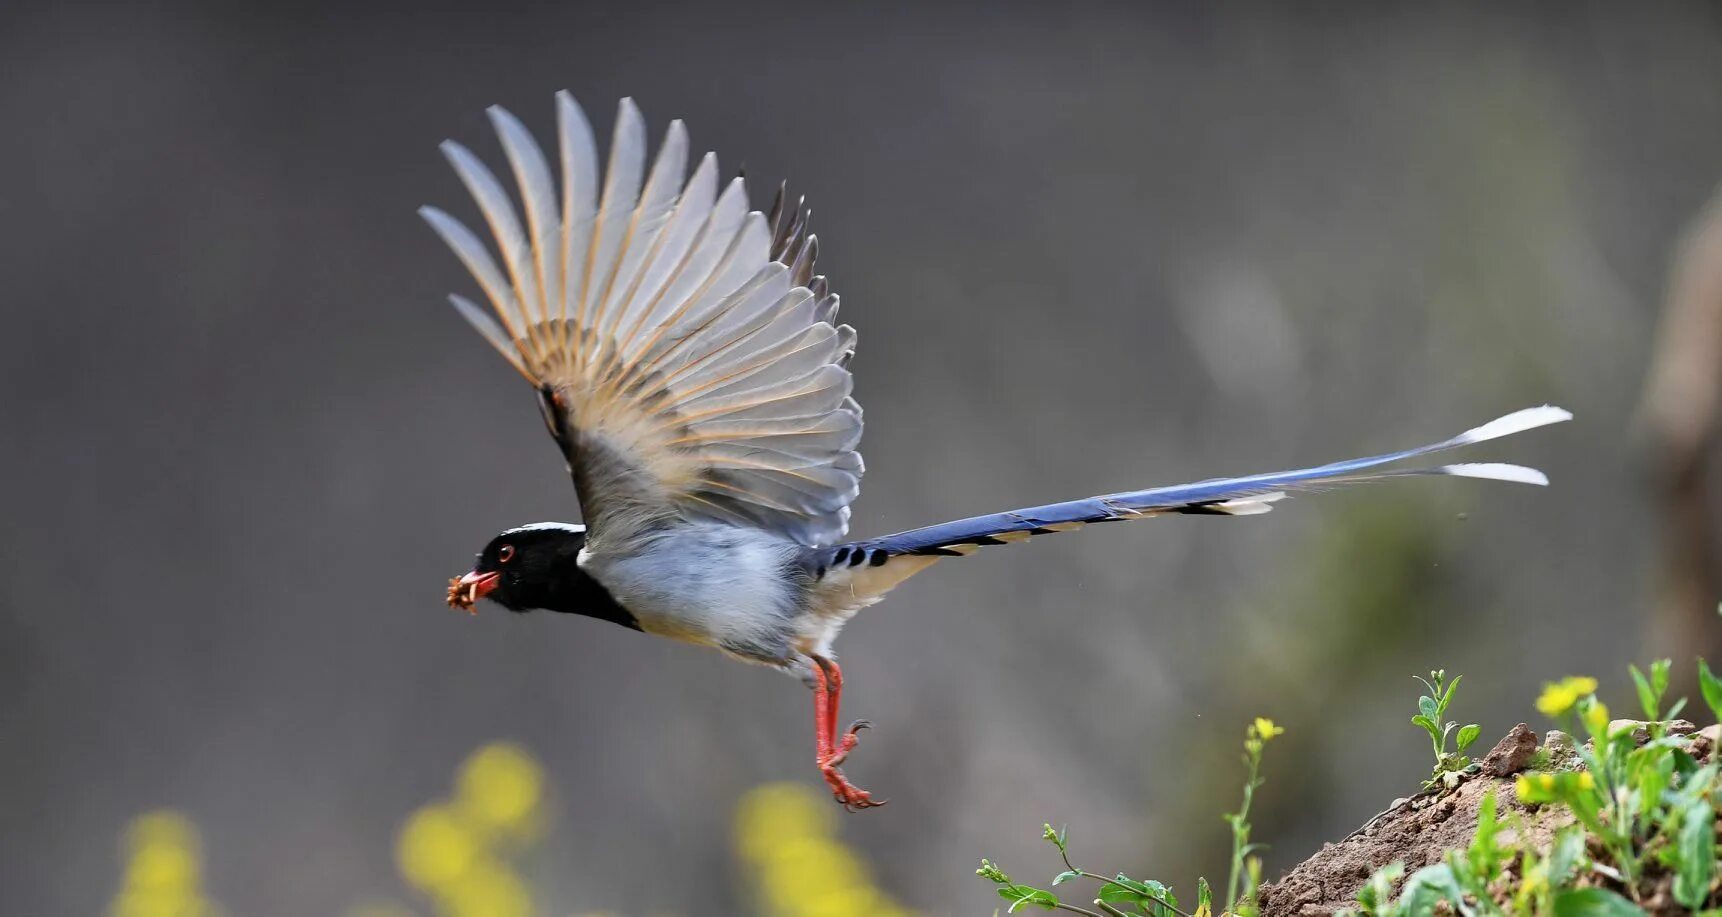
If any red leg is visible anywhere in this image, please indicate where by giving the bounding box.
[810,656,884,811]
[812,658,835,761]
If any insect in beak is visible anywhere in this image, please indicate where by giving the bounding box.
[445,571,500,614]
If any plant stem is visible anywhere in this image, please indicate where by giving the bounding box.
[1081,872,1194,917]
[1052,842,1194,917]
[1225,767,1261,914]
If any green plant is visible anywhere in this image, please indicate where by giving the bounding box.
[1628,659,1686,726]
[1222,718,1282,916]
[975,719,1282,916]
[1411,669,1481,790]
[975,834,1187,917]
[1352,660,1722,915]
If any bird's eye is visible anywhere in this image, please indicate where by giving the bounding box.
[498,544,515,563]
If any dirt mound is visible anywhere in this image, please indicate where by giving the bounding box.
[1259,725,1570,916]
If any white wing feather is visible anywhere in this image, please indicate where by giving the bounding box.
[424,94,861,546]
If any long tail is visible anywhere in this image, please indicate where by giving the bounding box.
[818,405,1570,577]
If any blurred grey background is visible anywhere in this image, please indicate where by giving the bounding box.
[4,1,1721,914]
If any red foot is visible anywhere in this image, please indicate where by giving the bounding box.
[811,657,887,811]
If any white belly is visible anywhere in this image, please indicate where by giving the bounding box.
[578,522,805,662]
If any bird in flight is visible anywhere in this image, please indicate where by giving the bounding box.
[426,94,1570,810]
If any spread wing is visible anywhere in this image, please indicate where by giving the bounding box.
[422,95,861,546]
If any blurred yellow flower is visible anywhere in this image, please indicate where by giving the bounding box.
[455,742,544,837]
[1252,718,1284,741]
[1582,700,1611,739]
[736,783,912,917]
[109,810,221,917]
[1535,677,1598,718]
[399,805,480,890]
[394,741,550,917]
[1516,770,1599,804]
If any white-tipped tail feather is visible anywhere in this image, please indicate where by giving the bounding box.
[827,405,1572,568]
[1455,405,1573,446]
[1437,463,1550,486]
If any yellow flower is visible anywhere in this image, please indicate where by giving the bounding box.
[1535,676,1598,717]
[110,810,218,917]
[393,742,549,917]
[1252,718,1284,741]
[735,783,913,917]
[1581,700,1611,739]
[397,805,478,890]
[455,742,545,837]
[1515,770,1597,804]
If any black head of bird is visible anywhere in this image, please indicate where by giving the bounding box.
[448,523,636,630]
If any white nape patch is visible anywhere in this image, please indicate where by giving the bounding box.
[1440,463,1550,486]
[502,521,588,536]
[1456,405,1572,445]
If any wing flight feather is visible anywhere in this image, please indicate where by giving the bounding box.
[423,94,861,546]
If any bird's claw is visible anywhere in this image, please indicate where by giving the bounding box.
[820,761,887,811]
[819,720,884,810]
[834,719,870,758]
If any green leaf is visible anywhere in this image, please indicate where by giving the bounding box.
[1473,790,1498,842]
[1399,864,1466,915]
[1441,674,1463,713]
[1418,695,1439,722]
[1411,714,1437,734]
[1355,862,1404,913]
[1052,870,1081,886]
[1099,876,1177,912]
[1698,659,1722,724]
[1674,801,1715,910]
[1546,825,1586,887]
[1457,724,1481,751]
[1463,790,1511,881]
[1551,887,1644,916]
[1630,664,1658,721]
[1651,658,1671,699]
[998,886,1059,912]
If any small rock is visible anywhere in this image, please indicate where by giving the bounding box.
[1544,729,1574,751]
[1697,724,1721,760]
[1608,718,1698,745]
[1608,719,1651,744]
[1481,723,1540,776]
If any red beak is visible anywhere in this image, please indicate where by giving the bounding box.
[445,571,500,614]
